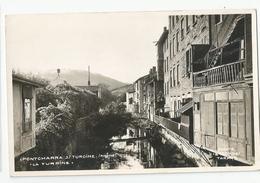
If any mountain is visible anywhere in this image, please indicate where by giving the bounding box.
[40,69,128,90]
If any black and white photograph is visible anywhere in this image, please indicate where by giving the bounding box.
[5,10,259,176]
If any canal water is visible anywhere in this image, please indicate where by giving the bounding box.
[16,126,197,171]
[99,127,197,169]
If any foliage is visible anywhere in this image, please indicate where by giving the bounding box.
[35,104,73,155]
[35,82,101,155]
[98,84,116,107]
[36,88,58,108]
[75,101,132,154]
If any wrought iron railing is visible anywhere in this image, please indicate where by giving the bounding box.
[193,60,245,87]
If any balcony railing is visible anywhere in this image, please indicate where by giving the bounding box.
[193,60,245,87]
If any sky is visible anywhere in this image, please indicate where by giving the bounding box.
[6,12,169,83]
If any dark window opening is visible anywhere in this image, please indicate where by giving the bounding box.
[186,49,192,75]
[129,98,133,104]
[22,86,33,133]
[176,65,180,85]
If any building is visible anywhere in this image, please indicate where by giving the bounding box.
[125,85,135,113]
[76,66,102,98]
[161,15,210,143]
[143,67,164,121]
[76,85,102,98]
[133,75,148,114]
[192,14,254,165]
[13,73,44,157]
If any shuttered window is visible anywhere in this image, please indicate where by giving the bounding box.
[201,102,215,135]
[230,102,245,139]
[216,102,229,136]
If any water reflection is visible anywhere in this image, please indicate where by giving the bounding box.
[100,127,196,169]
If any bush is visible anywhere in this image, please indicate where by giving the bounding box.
[36,104,73,155]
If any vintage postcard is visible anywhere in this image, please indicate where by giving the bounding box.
[6,9,260,176]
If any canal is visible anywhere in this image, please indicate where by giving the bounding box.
[15,120,197,171]
[101,126,197,169]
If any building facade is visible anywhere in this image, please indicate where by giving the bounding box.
[13,74,43,157]
[125,86,135,113]
[143,67,164,121]
[133,75,148,114]
[192,14,254,165]
[163,15,210,138]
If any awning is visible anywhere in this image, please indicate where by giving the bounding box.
[208,15,245,68]
[220,15,244,47]
[175,100,193,114]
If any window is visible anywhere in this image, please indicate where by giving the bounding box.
[174,100,177,117]
[170,41,172,59]
[240,39,245,60]
[181,19,184,39]
[169,16,172,30]
[176,64,180,85]
[170,70,173,88]
[216,102,229,136]
[192,15,197,25]
[230,102,245,139]
[172,37,175,56]
[167,81,169,95]
[164,82,166,95]
[173,67,176,87]
[178,100,181,109]
[215,15,223,25]
[176,32,179,52]
[186,15,190,33]
[172,16,175,28]
[166,57,169,72]
[176,100,181,117]
[216,102,246,139]
[186,49,191,74]
[22,86,33,133]
[163,60,166,72]
[176,16,179,23]
[129,98,133,104]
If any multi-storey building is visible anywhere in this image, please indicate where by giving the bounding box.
[143,66,164,121]
[125,86,135,113]
[163,15,210,132]
[133,75,148,114]
[192,14,254,165]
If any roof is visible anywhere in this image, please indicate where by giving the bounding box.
[127,85,135,93]
[134,74,149,83]
[175,100,193,114]
[76,85,100,92]
[12,74,45,87]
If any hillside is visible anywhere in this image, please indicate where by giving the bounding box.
[111,84,132,97]
[40,69,128,90]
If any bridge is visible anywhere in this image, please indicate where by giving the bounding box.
[109,136,148,143]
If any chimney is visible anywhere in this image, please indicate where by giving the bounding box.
[57,68,61,77]
[88,65,91,86]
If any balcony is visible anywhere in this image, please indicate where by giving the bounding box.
[193,60,245,88]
